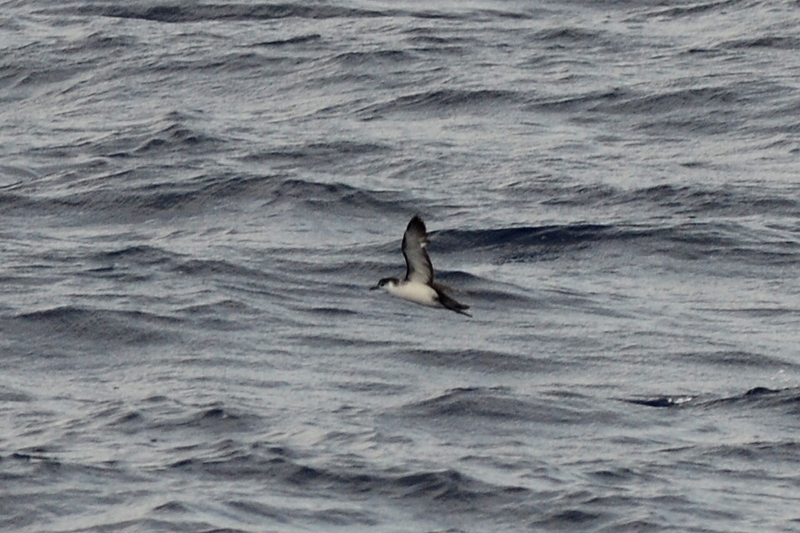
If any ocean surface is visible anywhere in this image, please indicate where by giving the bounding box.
[2,1,800,531]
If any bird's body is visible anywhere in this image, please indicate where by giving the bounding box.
[371,216,470,316]
[382,279,439,307]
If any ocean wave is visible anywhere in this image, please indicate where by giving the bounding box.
[253,33,323,47]
[434,223,612,252]
[398,386,589,424]
[0,384,33,403]
[530,81,766,136]
[327,49,417,67]
[7,305,179,345]
[623,386,800,414]
[91,244,181,266]
[698,440,800,462]
[639,0,741,20]
[167,438,528,508]
[54,2,540,24]
[64,3,386,23]
[595,85,745,116]
[717,36,800,51]
[359,89,527,119]
[532,26,620,51]
[157,407,259,434]
[402,348,565,373]
[714,387,800,414]
[530,88,629,113]
[0,172,406,222]
[432,216,799,266]
[246,140,391,162]
[617,184,800,217]
[128,123,225,156]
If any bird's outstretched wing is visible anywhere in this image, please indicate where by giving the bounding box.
[402,215,433,284]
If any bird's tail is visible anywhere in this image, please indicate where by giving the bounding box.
[438,291,471,317]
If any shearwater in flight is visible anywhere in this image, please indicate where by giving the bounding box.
[371,215,471,316]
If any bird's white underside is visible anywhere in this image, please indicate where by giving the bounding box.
[384,281,440,308]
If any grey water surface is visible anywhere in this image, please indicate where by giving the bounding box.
[2,1,800,532]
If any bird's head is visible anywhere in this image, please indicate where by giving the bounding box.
[370,277,399,291]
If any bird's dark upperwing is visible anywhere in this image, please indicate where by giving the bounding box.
[402,215,433,284]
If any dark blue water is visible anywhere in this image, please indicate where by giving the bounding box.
[2,1,800,531]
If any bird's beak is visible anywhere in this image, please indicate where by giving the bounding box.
[369,284,379,291]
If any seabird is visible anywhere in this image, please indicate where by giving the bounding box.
[371,215,471,316]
